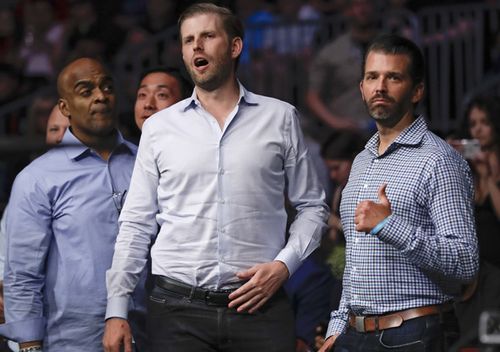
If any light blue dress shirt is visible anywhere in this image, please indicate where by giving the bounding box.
[106,83,329,319]
[0,129,144,352]
[327,116,479,337]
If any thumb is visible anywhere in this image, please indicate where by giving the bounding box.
[378,184,390,206]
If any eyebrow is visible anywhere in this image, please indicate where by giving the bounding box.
[139,84,170,88]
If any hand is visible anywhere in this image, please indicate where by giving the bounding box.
[103,318,133,352]
[228,261,289,313]
[354,184,392,233]
[314,324,326,351]
[318,334,339,352]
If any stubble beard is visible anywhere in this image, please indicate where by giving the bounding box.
[186,50,233,92]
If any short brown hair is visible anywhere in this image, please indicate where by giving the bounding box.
[178,2,244,42]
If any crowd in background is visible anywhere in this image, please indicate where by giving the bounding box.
[0,1,499,351]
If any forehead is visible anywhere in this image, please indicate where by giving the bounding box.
[364,51,411,74]
[63,60,110,90]
[180,13,224,37]
[140,72,180,89]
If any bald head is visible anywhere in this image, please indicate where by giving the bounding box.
[56,57,117,143]
[57,57,110,98]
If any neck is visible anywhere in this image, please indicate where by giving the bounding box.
[196,77,240,129]
[377,112,416,155]
[72,127,118,161]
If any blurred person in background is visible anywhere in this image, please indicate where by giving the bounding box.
[306,0,379,142]
[134,67,192,131]
[450,95,500,350]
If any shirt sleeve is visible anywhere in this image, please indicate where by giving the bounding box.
[0,171,51,342]
[377,152,479,282]
[326,242,351,337]
[106,125,159,320]
[274,108,329,275]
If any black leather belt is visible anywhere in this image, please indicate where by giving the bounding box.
[155,276,236,307]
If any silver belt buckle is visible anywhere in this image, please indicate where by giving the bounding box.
[355,316,366,332]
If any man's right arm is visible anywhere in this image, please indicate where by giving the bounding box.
[104,125,160,352]
[0,171,52,345]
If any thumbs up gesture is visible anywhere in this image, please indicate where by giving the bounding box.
[354,184,392,233]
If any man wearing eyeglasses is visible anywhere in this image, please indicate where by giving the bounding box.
[0,57,143,352]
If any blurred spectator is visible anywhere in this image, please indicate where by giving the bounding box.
[284,252,336,352]
[307,0,348,16]
[450,95,500,350]
[132,67,193,134]
[45,104,69,145]
[235,0,276,65]
[383,0,421,44]
[313,131,365,351]
[24,93,57,140]
[263,0,320,57]
[0,64,25,135]
[63,0,126,63]
[18,0,65,87]
[306,0,378,142]
[0,5,21,68]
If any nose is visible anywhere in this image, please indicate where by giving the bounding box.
[144,95,156,111]
[194,37,203,51]
[94,87,107,102]
[375,77,387,93]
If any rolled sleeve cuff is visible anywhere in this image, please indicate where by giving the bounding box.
[105,296,130,321]
[274,247,301,277]
[0,317,46,342]
[376,214,411,250]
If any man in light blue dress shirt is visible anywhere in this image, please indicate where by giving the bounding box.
[103,3,329,352]
[0,58,145,352]
[320,34,479,352]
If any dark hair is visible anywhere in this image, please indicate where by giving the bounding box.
[461,94,500,148]
[138,67,193,99]
[362,34,425,86]
[321,131,366,160]
[178,3,244,68]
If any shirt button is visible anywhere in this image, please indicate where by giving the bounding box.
[374,159,379,163]
[220,199,225,204]
[363,184,368,189]
[354,238,359,244]
[219,169,225,175]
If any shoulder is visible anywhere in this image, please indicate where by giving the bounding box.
[245,90,297,115]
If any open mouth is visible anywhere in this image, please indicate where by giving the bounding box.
[194,57,209,68]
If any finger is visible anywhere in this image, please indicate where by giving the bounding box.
[124,337,133,352]
[247,294,269,313]
[378,184,389,206]
[228,280,254,301]
[237,293,265,313]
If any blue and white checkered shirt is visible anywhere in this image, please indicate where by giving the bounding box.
[327,116,479,337]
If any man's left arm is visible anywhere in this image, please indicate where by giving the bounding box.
[228,108,329,312]
[376,154,479,282]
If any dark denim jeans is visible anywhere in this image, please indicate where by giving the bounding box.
[334,312,459,352]
[147,284,295,352]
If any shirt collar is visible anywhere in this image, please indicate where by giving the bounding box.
[180,80,259,112]
[62,128,133,160]
[366,115,428,155]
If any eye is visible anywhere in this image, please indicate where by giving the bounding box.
[157,93,170,99]
[103,84,114,93]
[80,89,91,97]
[137,92,146,99]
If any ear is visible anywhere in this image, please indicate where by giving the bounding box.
[359,80,366,102]
[58,99,71,119]
[231,36,243,60]
[411,82,424,104]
